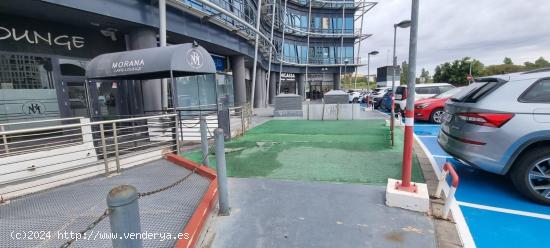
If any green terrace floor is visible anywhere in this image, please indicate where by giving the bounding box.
[182,120,423,185]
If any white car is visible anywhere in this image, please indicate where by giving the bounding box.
[394,83,455,112]
[348,91,363,103]
[370,87,391,107]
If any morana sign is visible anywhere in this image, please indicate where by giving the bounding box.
[112,59,145,73]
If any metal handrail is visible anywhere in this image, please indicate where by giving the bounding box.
[0,117,84,127]
[0,114,176,136]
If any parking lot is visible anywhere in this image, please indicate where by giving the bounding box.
[414,123,550,248]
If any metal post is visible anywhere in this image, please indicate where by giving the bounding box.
[339,4,345,83]
[398,0,419,192]
[278,0,288,94]
[200,116,209,166]
[1,125,8,154]
[390,25,397,146]
[107,185,143,248]
[265,0,276,106]
[99,123,110,176]
[469,62,473,85]
[249,0,263,109]
[367,54,371,100]
[112,123,121,173]
[304,0,312,99]
[214,128,230,215]
[159,0,168,110]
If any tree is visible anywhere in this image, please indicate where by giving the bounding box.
[400,61,409,84]
[524,57,550,70]
[432,57,483,85]
[419,68,430,83]
[503,57,513,65]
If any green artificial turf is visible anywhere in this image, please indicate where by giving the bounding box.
[182,120,424,185]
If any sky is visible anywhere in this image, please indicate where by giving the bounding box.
[358,0,550,76]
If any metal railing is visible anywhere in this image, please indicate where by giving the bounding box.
[0,114,179,201]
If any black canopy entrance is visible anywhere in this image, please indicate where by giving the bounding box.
[86,43,216,80]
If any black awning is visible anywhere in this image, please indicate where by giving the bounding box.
[85,43,217,80]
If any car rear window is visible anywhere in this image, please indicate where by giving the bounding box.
[450,79,505,103]
[519,79,550,103]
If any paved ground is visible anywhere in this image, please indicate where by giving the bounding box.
[184,119,423,184]
[414,123,550,248]
[0,160,209,248]
[207,178,437,248]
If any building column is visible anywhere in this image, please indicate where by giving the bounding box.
[333,73,342,90]
[254,66,264,108]
[296,73,305,98]
[127,29,161,113]
[269,72,277,104]
[230,55,246,106]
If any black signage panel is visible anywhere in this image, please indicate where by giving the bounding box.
[0,15,125,58]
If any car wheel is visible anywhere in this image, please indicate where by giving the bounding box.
[430,108,445,124]
[352,98,359,103]
[510,146,550,205]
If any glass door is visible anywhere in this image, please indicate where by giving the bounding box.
[65,81,89,118]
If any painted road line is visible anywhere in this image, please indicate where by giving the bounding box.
[457,201,550,220]
[432,155,452,159]
[413,134,476,248]
[416,135,438,138]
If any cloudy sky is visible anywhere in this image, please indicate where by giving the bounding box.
[358,0,550,76]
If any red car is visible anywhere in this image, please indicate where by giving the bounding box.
[414,87,463,123]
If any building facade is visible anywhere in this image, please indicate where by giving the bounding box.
[0,0,376,124]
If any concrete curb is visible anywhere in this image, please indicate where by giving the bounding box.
[413,137,464,248]
[166,154,218,248]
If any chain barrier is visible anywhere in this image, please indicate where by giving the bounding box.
[137,168,197,198]
[59,209,112,248]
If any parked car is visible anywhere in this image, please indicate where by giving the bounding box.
[394,83,455,112]
[348,90,362,103]
[414,87,464,123]
[370,87,391,107]
[378,90,394,111]
[438,69,550,205]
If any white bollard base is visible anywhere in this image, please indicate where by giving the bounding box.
[385,178,430,213]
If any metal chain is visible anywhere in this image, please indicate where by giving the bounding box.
[59,209,111,248]
[181,121,201,128]
[137,168,197,198]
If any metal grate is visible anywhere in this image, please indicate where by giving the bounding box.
[0,159,210,248]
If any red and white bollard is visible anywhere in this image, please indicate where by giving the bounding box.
[434,162,460,219]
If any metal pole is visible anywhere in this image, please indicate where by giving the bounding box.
[250,0,263,109]
[398,0,419,191]
[353,8,365,89]
[107,185,143,248]
[214,128,230,215]
[265,0,276,106]
[304,0,312,100]
[112,122,121,173]
[99,123,110,176]
[339,4,345,85]
[390,25,397,146]
[200,116,209,166]
[367,54,370,98]
[159,0,169,110]
[278,0,288,94]
[1,125,8,154]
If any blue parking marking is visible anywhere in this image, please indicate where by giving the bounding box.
[414,124,550,248]
[461,205,549,248]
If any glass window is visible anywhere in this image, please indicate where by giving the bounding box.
[59,58,87,76]
[438,85,454,94]
[0,54,55,89]
[520,79,550,103]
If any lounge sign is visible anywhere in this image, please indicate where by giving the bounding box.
[0,14,124,58]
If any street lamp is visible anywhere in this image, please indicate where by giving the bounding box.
[344,59,349,88]
[367,50,379,104]
[390,19,411,146]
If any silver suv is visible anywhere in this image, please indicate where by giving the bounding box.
[438,68,550,205]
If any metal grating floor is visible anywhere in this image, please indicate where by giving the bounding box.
[0,159,210,248]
